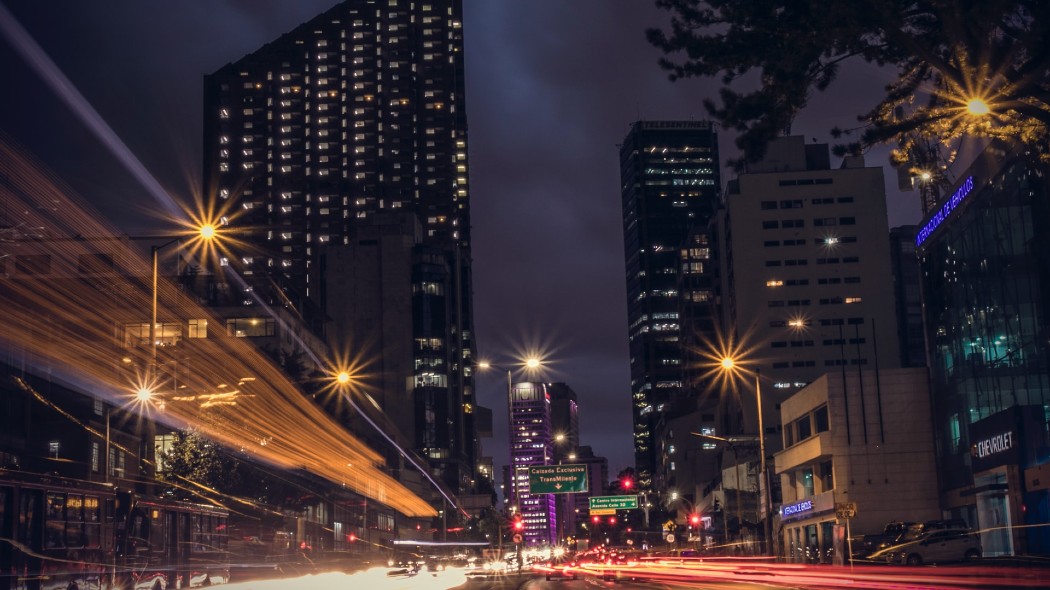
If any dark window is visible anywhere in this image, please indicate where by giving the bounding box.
[762,221,779,229]
[839,216,856,225]
[797,415,812,440]
[815,406,829,432]
[820,460,833,490]
[764,240,780,247]
[761,201,777,210]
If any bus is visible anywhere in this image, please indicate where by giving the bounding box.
[0,469,229,590]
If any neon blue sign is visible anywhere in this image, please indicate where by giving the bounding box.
[916,176,976,247]
[781,499,814,518]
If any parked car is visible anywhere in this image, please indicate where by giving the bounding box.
[874,528,982,565]
[852,521,917,560]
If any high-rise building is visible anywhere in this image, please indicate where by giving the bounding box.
[917,141,1050,556]
[888,225,926,368]
[548,383,579,458]
[619,121,722,490]
[547,382,580,542]
[508,381,557,546]
[202,1,479,496]
[718,136,901,454]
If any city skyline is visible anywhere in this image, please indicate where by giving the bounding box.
[0,0,927,475]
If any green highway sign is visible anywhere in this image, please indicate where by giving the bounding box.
[528,464,588,494]
[589,495,639,510]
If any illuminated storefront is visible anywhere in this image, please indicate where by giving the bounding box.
[918,142,1050,556]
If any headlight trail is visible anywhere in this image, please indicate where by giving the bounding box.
[0,141,435,517]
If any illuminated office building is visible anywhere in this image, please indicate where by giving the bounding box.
[508,382,557,546]
[619,121,722,490]
[916,142,1050,556]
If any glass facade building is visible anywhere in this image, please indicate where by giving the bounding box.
[619,121,721,490]
[918,142,1050,556]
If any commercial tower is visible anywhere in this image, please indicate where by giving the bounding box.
[508,382,557,546]
[619,121,722,490]
[917,142,1050,556]
[202,0,480,494]
[718,136,901,453]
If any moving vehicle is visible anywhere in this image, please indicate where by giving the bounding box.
[0,469,230,589]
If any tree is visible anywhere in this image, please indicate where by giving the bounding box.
[160,429,243,498]
[647,0,1050,172]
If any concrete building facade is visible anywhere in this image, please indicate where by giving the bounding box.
[775,368,940,563]
[719,136,902,454]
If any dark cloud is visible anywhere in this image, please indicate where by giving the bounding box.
[1,0,922,482]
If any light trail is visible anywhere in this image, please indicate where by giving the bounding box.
[1,5,455,516]
[564,557,1048,589]
[222,568,468,590]
[0,142,435,516]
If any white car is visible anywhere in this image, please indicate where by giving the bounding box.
[876,529,982,565]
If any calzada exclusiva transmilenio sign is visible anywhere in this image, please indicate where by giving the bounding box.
[528,464,588,494]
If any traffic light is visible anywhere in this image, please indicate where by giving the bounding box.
[689,514,701,528]
[513,517,524,532]
[592,516,601,524]
[621,476,633,490]
[608,517,617,525]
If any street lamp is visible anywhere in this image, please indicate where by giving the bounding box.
[149,224,217,382]
[719,356,773,556]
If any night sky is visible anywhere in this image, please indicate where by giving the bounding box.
[0,1,922,480]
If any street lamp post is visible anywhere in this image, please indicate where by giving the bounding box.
[148,224,216,383]
[720,358,774,556]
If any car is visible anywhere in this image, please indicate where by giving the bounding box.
[875,529,982,565]
[852,521,917,560]
[541,556,579,581]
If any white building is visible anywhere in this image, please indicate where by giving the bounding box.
[774,368,940,563]
[718,136,902,453]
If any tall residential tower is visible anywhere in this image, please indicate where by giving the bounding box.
[202,0,479,495]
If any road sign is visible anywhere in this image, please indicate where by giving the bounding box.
[835,502,857,519]
[589,508,616,516]
[588,495,639,511]
[665,533,675,543]
[528,464,588,494]
[512,534,523,544]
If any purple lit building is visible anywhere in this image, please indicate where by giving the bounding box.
[508,382,557,546]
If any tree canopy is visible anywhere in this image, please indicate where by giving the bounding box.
[647,0,1050,172]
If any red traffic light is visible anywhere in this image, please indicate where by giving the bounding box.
[513,518,524,531]
[347,533,358,542]
[621,476,633,490]
[592,515,601,524]
[608,517,617,525]
[689,514,701,526]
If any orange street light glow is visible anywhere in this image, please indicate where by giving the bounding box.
[966,97,991,116]
[0,140,435,517]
